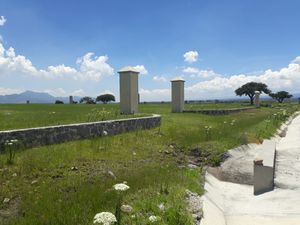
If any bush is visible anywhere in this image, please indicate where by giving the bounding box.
[55,100,64,104]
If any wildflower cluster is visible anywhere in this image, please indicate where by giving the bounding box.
[87,108,113,122]
[204,125,212,141]
[4,139,19,164]
[93,212,117,225]
[93,182,130,225]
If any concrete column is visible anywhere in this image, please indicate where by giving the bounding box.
[171,78,185,112]
[254,91,260,108]
[69,96,73,104]
[118,67,139,114]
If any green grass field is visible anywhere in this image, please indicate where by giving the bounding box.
[0,102,299,225]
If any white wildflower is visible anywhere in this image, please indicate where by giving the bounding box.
[120,204,133,213]
[113,183,130,191]
[149,215,160,223]
[93,212,117,225]
[158,203,165,211]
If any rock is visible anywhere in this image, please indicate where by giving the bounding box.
[31,180,38,185]
[3,198,10,204]
[188,164,198,169]
[186,189,203,224]
[71,166,78,171]
[107,170,116,179]
[254,157,264,165]
[120,204,133,213]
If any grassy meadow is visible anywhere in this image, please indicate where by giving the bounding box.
[0,101,299,225]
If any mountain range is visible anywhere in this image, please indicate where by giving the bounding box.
[0,90,299,104]
[0,91,81,104]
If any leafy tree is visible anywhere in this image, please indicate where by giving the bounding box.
[80,96,96,104]
[269,91,293,103]
[55,100,64,104]
[96,94,115,104]
[235,82,271,105]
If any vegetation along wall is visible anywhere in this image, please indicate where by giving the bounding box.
[0,114,161,151]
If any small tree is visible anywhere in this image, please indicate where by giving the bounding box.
[55,100,64,104]
[235,82,271,105]
[269,91,293,103]
[96,94,115,104]
[80,96,96,104]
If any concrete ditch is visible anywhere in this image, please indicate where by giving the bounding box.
[200,113,300,225]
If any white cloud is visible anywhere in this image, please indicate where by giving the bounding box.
[76,53,114,81]
[0,16,6,26]
[183,51,199,63]
[183,67,220,78]
[292,56,300,64]
[98,90,115,96]
[140,56,300,101]
[71,89,86,97]
[44,88,87,97]
[0,87,22,95]
[153,75,167,82]
[44,88,67,97]
[0,43,114,81]
[185,59,300,99]
[132,65,148,75]
[139,88,170,102]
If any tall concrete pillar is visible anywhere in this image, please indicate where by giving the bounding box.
[69,96,73,104]
[171,78,185,112]
[118,67,139,114]
[254,91,260,108]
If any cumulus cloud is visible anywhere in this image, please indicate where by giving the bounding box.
[0,43,114,81]
[139,88,170,102]
[132,65,148,75]
[183,51,199,63]
[0,16,6,26]
[183,67,220,78]
[98,90,115,95]
[71,89,86,96]
[0,87,22,95]
[141,57,300,101]
[153,75,167,82]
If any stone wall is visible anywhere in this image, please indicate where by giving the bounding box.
[183,107,254,115]
[0,114,161,151]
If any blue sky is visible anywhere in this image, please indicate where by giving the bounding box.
[0,0,300,101]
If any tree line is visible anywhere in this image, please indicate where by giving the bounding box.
[235,82,293,104]
[55,94,115,104]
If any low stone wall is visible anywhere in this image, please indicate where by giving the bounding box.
[0,114,161,151]
[183,107,254,115]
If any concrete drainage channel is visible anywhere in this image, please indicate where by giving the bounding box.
[200,113,300,225]
[0,114,161,151]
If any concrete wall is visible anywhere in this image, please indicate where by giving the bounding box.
[183,107,254,115]
[0,115,161,151]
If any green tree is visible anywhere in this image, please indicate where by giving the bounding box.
[96,94,115,104]
[269,91,293,103]
[79,96,96,104]
[235,82,271,105]
[55,100,64,104]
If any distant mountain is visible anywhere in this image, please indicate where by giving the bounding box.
[0,91,81,104]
